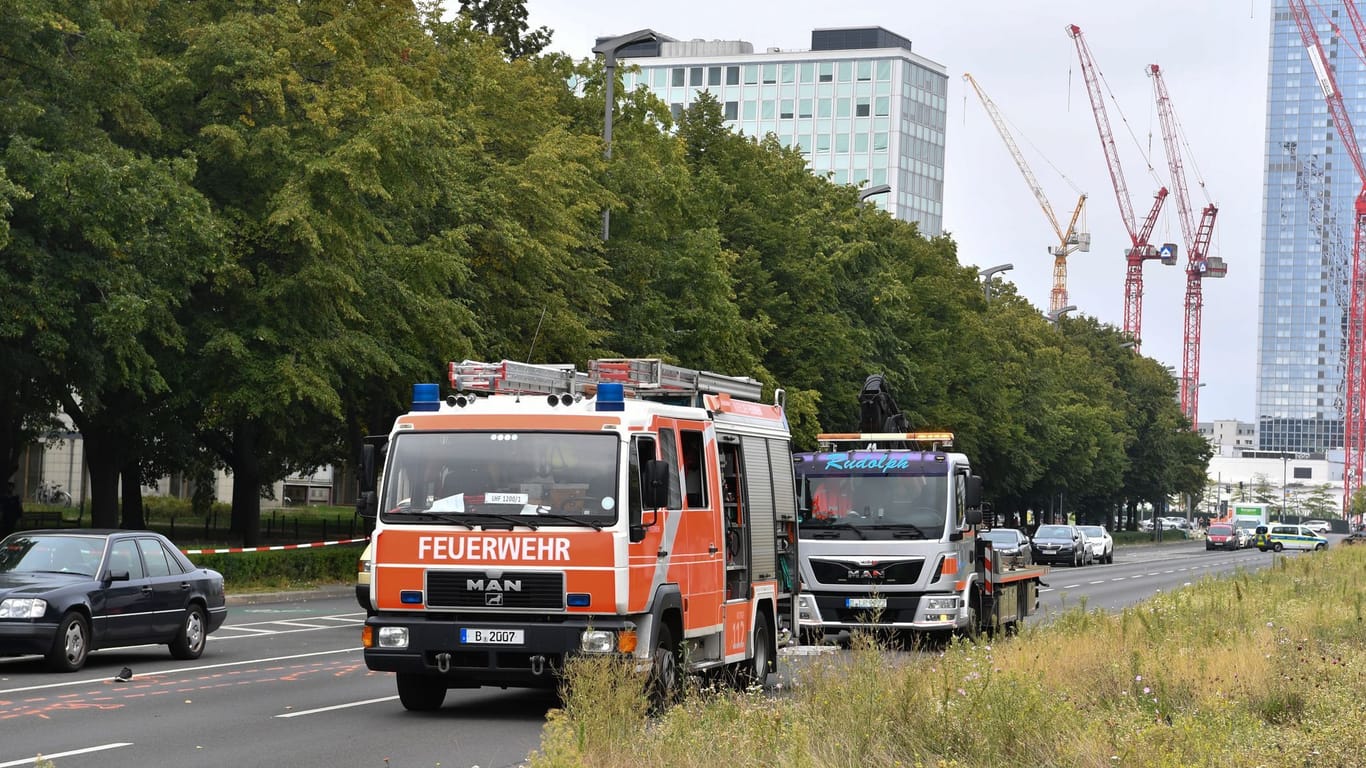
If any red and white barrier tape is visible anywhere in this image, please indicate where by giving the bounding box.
[182,536,369,555]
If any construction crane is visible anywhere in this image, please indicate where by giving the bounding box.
[1286,0,1366,518]
[963,73,1091,313]
[1066,24,1171,352]
[1148,64,1227,429]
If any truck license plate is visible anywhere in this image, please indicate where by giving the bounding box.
[845,598,886,609]
[460,628,524,645]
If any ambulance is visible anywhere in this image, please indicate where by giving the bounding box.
[358,359,799,711]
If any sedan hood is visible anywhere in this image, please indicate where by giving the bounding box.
[1032,535,1076,545]
[0,571,89,598]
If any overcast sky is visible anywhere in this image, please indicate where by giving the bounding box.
[524,0,1271,422]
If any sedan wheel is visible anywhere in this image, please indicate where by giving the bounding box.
[46,612,90,672]
[170,604,207,660]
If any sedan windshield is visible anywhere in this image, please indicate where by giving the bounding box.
[980,530,1022,545]
[0,535,104,577]
[380,431,620,525]
[1079,526,1105,538]
[1035,526,1073,539]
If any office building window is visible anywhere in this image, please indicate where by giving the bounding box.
[780,99,794,119]
[838,61,852,82]
[875,96,890,117]
[857,60,872,81]
[726,66,740,85]
[799,98,813,118]
[782,63,795,83]
[835,134,849,152]
[819,62,834,82]
[670,103,683,122]
[672,68,685,87]
[800,62,814,83]
[856,97,871,117]
[763,64,777,84]
[725,101,738,120]
[690,67,703,86]
[708,67,722,86]
[744,64,758,84]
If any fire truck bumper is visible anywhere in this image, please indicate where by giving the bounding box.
[797,591,967,635]
[363,615,637,688]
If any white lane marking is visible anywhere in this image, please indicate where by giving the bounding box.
[0,647,360,696]
[226,612,365,628]
[275,696,400,718]
[0,743,132,767]
[1088,580,1106,585]
[1062,584,1080,589]
[1111,578,1128,582]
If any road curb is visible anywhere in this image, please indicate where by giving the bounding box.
[226,583,353,606]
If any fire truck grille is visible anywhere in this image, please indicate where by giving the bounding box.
[425,570,565,610]
[809,558,924,585]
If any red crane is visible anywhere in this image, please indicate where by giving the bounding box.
[1066,24,1170,352]
[1287,0,1366,519]
[1148,64,1227,429]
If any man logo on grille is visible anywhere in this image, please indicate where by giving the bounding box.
[485,592,504,606]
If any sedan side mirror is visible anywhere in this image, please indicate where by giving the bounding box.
[105,570,130,583]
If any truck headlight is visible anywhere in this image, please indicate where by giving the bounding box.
[0,598,47,619]
[925,597,959,611]
[579,630,615,654]
[377,626,408,648]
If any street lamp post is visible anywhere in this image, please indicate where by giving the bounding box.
[978,263,1013,302]
[1045,304,1077,324]
[858,183,891,205]
[1282,452,1289,523]
[593,29,664,241]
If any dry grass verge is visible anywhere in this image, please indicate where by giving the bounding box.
[531,547,1366,768]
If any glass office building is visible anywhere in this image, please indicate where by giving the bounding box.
[613,27,949,235]
[1258,1,1365,453]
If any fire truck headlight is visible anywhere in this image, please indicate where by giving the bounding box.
[377,626,409,648]
[579,630,616,654]
[925,597,959,612]
[797,593,816,620]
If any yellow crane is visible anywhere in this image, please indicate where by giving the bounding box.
[964,73,1090,313]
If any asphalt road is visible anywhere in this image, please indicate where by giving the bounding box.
[0,539,1327,768]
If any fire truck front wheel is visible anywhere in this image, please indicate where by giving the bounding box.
[396,672,447,712]
[646,624,681,712]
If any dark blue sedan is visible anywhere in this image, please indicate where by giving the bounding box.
[0,530,226,672]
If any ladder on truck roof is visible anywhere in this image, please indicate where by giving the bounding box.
[816,431,956,451]
[449,358,765,404]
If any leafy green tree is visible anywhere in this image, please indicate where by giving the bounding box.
[457,0,551,59]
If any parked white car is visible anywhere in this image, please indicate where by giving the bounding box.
[1077,525,1114,564]
[1303,519,1332,534]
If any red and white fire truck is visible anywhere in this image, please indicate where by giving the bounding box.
[358,359,799,711]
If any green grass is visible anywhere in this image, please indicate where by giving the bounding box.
[530,546,1366,768]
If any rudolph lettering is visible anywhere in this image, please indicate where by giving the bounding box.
[417,535,571,562]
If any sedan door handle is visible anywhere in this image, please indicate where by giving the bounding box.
[180,582,191,590]
[140,586,154,594]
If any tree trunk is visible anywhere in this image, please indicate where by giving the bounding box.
[84,442,121,529]
[120,464,146,529]
[229,423,262,547]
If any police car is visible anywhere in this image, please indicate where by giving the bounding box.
[1255,524,1328,552]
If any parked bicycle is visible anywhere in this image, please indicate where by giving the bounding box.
[32,481,73,507]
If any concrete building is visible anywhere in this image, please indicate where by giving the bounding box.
[1198,418,1342,520]
[613,26,949,235]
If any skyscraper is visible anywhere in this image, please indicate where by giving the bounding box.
[1258,1,1364,454]
[612,27,948,235]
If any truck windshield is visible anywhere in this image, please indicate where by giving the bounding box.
[380,431,619,525]
[798,474,948,534]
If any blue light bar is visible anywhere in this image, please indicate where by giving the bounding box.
[566,593,591,607]
[412,383,440,412]
[596,381,625,411]
[400,590,424,604]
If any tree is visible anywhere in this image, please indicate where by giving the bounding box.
[457,0,551,59]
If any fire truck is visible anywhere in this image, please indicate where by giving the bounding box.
[791,376,1047,641]
[357,358,799,711]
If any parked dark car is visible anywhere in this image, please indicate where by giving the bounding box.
[979,528,1031,569]
[0,530,227,672]
[1343,530,1366,546]
[1030,524,1090,567]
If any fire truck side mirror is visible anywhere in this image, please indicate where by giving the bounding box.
[630,460,669,541]
[357,444,379,520]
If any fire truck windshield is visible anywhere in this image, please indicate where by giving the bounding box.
[381,432,619,524]
[799,474,949,534]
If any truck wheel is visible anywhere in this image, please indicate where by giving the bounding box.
[733,616,772,690]
[396,673,447,711]
[647,623,680,711]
